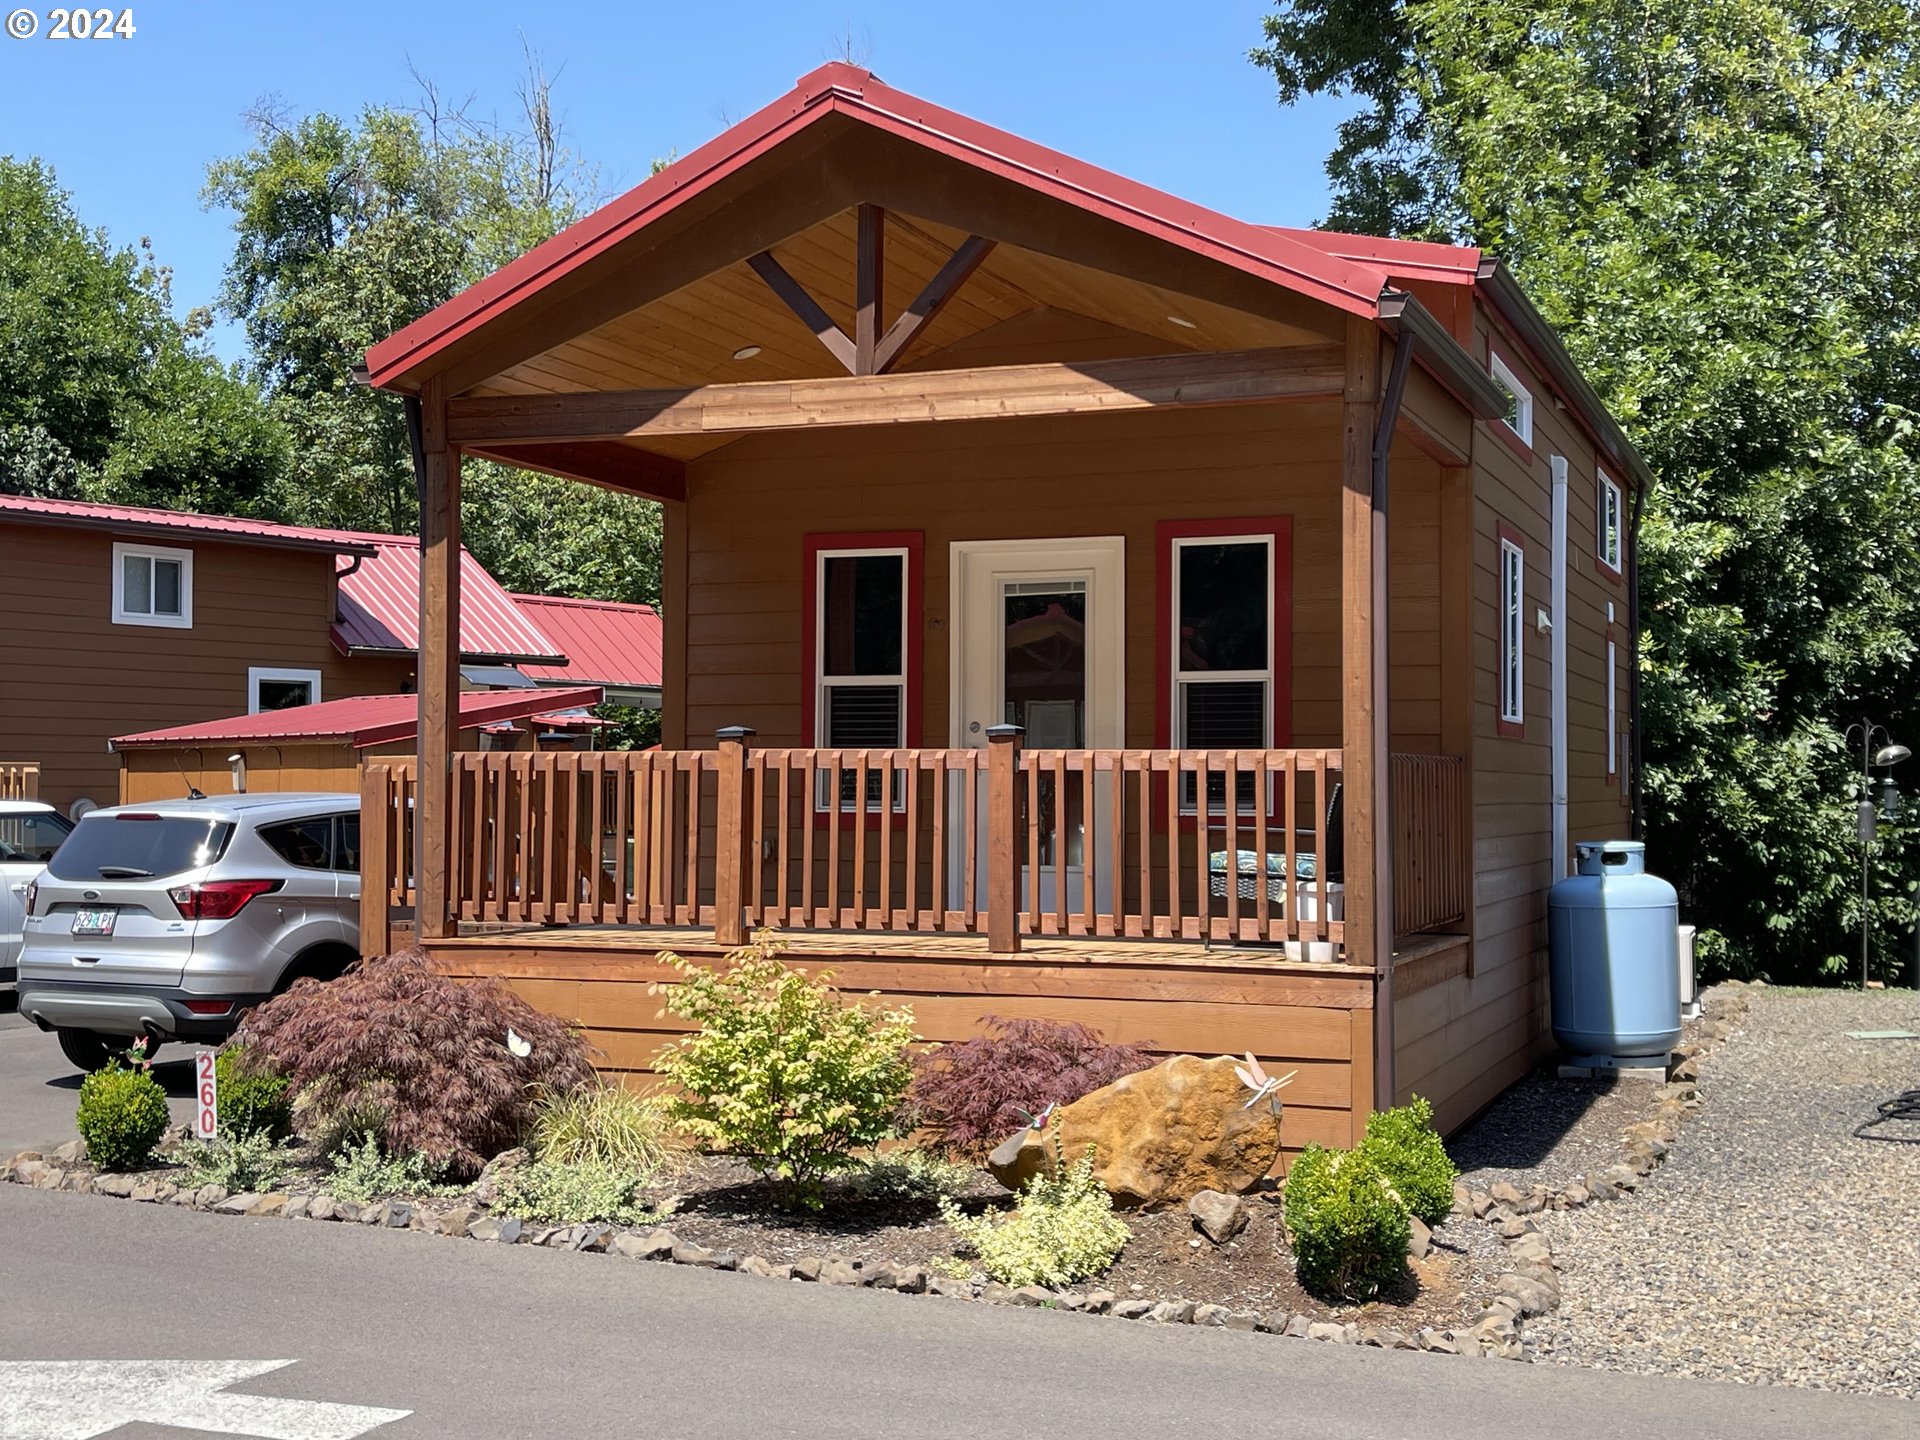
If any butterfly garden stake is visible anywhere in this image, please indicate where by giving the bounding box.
[1234,1053,1296,1113]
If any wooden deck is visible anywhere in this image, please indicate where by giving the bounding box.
[419,923,1417,1157]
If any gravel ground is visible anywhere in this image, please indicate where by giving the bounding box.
[1489,987,1920,1397]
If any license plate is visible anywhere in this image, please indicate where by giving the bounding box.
[70,907,116,937]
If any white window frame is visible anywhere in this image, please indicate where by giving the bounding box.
[111,541,193,629]
[1499,534,1526,728]
[1489,351,1534,447]
[248,666,324,715]
[813,545,909,813]
[1597,470,1624,575]
[1171,533,1275,815]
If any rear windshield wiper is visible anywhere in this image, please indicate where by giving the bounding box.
[96,866,154,879]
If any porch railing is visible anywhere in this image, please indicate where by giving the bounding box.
[362,739,1468,960]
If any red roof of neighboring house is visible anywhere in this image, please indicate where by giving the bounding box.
[364,63,1400,389]
[111,685,604,751]
[508,593,662,690]
[0,494,379,557]
[330,534,565,666]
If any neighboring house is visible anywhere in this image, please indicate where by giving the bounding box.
[0,496,576,813]
[357,65,1649,1148]
[510,594,663,711]
[112,686,604,804]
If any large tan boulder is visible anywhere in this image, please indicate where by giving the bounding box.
[985,1054,1283,1209]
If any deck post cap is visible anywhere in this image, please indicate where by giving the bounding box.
[715,725,758,741]
[984,724,1025,741]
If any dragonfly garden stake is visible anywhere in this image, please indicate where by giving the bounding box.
[1234,1053,1296,1113]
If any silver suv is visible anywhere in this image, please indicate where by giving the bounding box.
[17,793,361,1071]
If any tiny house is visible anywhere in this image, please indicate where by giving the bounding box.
[358,65,1648,1147]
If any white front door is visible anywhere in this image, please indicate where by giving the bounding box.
[949,537,1125,915]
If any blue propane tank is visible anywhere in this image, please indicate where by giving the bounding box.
[1548,841,1681,1060]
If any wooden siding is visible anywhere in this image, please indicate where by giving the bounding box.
[1393,307,1632,1133]
[0,524,411,813]
[667,349,1445,760]
[427,927,1374,1161]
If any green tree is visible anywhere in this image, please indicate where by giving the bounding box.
[1255,2,1920,981]
[0,157,285,507]
[203,62,661,603]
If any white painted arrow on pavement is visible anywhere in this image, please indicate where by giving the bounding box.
[0,1360,410,1440]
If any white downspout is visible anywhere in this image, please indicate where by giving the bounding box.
[1550,454,1570,880]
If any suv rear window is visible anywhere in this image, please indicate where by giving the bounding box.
[260,816,336,870]
[47,814,235,881]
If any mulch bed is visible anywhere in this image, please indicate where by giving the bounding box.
[645,1153,1475,1327]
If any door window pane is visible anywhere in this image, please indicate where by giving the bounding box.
[1177,542,1267,672]
[1002,584,1086,746]
[821,554,903,676]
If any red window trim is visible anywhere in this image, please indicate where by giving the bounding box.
[1155,517,1294,830]
[1486,346,1537,461]
[800,530,924,829]
[1495,520,1526,739]
[1594,470,1626,585]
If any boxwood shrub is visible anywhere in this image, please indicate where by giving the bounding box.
[1355,1096,1457,1228]
[214,1045,293,1142]
[75,1066,170,1173]
[1283,1143,1410,1300]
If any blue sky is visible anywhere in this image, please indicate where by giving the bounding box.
[0,1,1356,364]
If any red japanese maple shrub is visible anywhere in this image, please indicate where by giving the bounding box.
[910,1016,1153,1158]
[235,948,594,1177]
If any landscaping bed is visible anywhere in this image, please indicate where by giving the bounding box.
[11,943,1792,1369]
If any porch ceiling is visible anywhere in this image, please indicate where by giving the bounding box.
[461,207,1336,463]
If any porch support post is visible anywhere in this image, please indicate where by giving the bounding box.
[412,374,462,943]
[1341,316,1393,1108]
[713,726,755,947]
[985,725,1024,954]
[359,762,393,957]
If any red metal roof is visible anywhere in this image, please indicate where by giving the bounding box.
[1265,228,1483,286]
[330,534,566,665]
[0,494,378,556]
[365,63,1399,390]
[509,593,661,689]
[111,686,604,751]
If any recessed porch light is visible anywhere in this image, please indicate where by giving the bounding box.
[732,344,763,360]
[1166,315,1198,329]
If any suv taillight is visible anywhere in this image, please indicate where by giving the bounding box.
[23,879,36,917]
[168,878,281,920]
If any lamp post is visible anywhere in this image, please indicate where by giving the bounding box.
[1845,720,1910,990]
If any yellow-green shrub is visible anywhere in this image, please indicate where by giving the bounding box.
[940,1145,1129,1288]
[653,931,917,1209]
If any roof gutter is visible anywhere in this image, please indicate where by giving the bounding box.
[1377,289,1509,421]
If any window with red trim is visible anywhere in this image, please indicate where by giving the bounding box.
[801,532,923,815]
[1155,518,1292,817]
